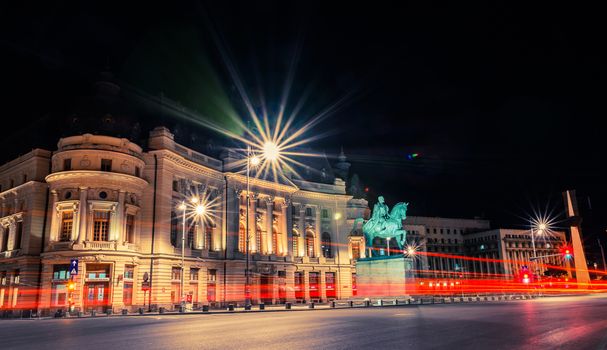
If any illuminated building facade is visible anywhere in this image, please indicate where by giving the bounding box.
[0,129,366,314]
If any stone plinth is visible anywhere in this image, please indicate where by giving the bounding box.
[356,255,414,298]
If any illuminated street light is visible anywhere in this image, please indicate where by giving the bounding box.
[195,204,206,216]
[262,141,280,161]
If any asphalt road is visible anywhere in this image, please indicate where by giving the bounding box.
[2,295,607,350]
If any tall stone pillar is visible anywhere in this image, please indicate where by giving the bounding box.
[116,190,126,242]
[281,201,289,256]
[249,194,258,252]
[314,207,322,258]
[225,187,240,259]
[212,189,223,252]
[77,187,88,243]
[299,206,306,257]
[48,191,59,242]
[265,197,273,254]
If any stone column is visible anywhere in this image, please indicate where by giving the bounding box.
[314,207,322,258]
[48,191,59,241]
[249,194,258,252]
[281,200,289,256]
[225,187,240,259]
[117,191,126,242]
[265,197,273,254]
[298,206,305,257]
[77,187,88,243]
[212,189,223,252]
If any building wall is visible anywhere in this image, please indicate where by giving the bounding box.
[0,129,358,314]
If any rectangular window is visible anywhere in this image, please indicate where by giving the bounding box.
[321,209,329,219]
[171,267,181,304]
[14,270,20,285]
[101,159,112,172]
[135,166,141,177]
[60,211,74,241]
[52,283,67,306]
[124,265,135,280]
[294,272,304,300]
[171,267,181,281]
[292,205,298,216]
[15,222,22,249]
[172,180,179,192]
[190,268,199,281]
[125,214,135,243]
[22,174,27,184]
[306,208,313,217]
[187,225,195,249]
[309,272,320,299]
[1,228,7,252]
[52,265,71,280]
[207,269,216,303]
[93,211,110,241]
[63,158,72,171]
[352,273,357,296]
[352,242,360,259]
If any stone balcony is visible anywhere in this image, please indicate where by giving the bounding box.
[47,240,141,252]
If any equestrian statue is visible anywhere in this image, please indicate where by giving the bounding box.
[353,196,408,257]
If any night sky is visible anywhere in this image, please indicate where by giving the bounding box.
[1,2,605,255]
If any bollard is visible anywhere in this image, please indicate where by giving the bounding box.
[259,303,265,310]
[122,309,128,316]
[308,302,315,309]
[244,304,251,311]
[348,300,354,308]
[394,299,398,306]
[285,302,292,310]
[378,299,383,306]
[228,304,234,311]
[91,310,97,317]
[364,300,371,307]
[202,305,209,312]
[330,301,336,308]
[159,307,165,314]
[138,308,144,315]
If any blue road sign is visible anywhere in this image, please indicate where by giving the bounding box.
[70,259,79,275]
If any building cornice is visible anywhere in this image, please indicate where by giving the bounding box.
[292,189,352,202]
[45,171,149,192]
[225,173,299,194]
[150,150,224,181]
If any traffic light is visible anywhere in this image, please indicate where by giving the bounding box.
[561,246,573,260]
[67,280,75,291]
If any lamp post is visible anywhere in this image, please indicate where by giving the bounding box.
[178,198,206,312]
[245,146,261,307]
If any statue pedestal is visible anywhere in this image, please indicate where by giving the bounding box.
[356,255,414,298]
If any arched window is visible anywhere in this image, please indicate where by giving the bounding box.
[255,224,262,253]
[170,211,178,247]
[292,230,300,257]
[204,225,213,251]
[321,232,332,258]
[238,222,246,253]
[306,230,315,258]
[272,226,279,255]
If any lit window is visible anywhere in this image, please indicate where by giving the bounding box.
[93,211,110,241]
[101,159,112,172]
[63,158,72,171]
[60,211,74,242]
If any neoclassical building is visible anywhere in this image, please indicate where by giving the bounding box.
[0,128,369,314]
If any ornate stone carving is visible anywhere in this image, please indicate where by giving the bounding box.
[120,161,130,172]
[80,155,91,168]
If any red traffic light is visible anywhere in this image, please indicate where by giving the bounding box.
[561,246,573,259]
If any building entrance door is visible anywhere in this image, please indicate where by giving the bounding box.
[260,275,273,304]
[325,272,336,300]
[84,283,109,312]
